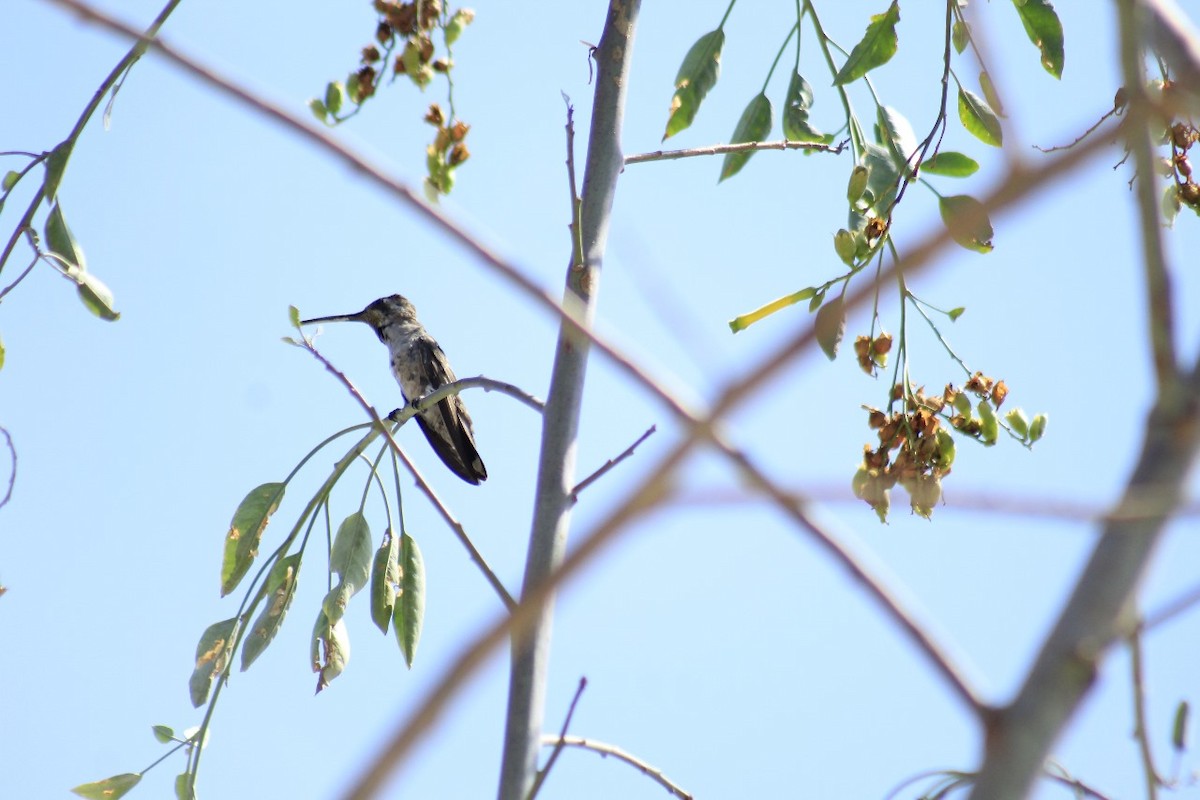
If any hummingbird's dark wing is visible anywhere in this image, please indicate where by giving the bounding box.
[406,338,488,485]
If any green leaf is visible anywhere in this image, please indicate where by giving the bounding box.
[2,170,19,192]
[939,194,994,253]
[324,81,344,116]
[861,143,901,213]
[71,773,142,799]
[371,531,401,634]
[241,553,302,670]
[958,88,1003,147]
[45,202,86,270]
[877,105,917,171]
[1172,700,1189,752]
[922,152,979,177]
[175,772,195,800]
[189,617,239,707]
[1005,408,1030,439]
[330,512,372,595]
[782,72,827,143]
[833,1,900,85]
[977,399,999,445]
[1028,413,1048,443]
[979,70,1005,117]
[720,93,773,182]
[288,305,301,327]
[935,429,956,469]
[952,20,970,54]
[847,165,869,204]
[663,29,725,140]
[808,289,825,313]
[74,270,121,321]
[43,141,73,201]
[445,8,474,46]
[1163,184,1182,228]
[948,306,966,322]
[0,335,5,372]
[834,229,858,266]
[152,724,175,743]
[1013,0,1064,78]
[308,98,328,122]
[814,294,846,361]
[394,532,425,668]
[220,482,285,596]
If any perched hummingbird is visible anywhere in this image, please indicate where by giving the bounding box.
[301,294,487,485]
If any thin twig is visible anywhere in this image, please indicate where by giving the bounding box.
[526,677,587,800]
[537,735,693,800]
[1129,625,1165,799]
[625,138,845,165]
[299,336,516,612]
[669,482,1200,522]
[1143,581,1200,631]
[0,425,15,509]
[386,376,545,423]
[569,425,656,502]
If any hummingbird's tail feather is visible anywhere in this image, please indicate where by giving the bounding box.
[415,399,488,485]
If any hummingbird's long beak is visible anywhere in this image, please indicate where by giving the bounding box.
[299,311,365,326]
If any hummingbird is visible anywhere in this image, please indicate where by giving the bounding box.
[301,294,487,485]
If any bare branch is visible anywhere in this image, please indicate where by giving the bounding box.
[0,425,14,509]
[569,425,656,502]
[386,376,545,423]
[625,138,846,165]
[526,677,587,800]
[965,6,1200,795]
[499,3,643,797]
[537,734,693,800]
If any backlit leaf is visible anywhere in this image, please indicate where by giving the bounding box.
[814,294,846,361]
[189,617,238,707]
[720,93,773,181]
[43,141,72,201]
[370,531,401,634]
[921,151,979,177]
[939,194,994,252]
[71,773,142,799]
[783,72,827,143]
[834,1,900,85]
[1013,0,1064,78]
[664,29,725,140]
[241,553,302,670]
[958,87,1003,147]
[877,105,917,172]
[952,20,970,54]
[220,482,285,596]
[394,532,425,668]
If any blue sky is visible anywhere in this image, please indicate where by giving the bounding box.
[3,1,1200,798]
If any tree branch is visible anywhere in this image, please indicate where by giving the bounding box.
[537,735,693,800]
[624,138,845,165]
[966,6,1200,791]
[569,424,656,502]
[497,3,642,798]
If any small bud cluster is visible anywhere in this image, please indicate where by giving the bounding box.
[853,384,957,522]
[853,332,892,376]
[853,373,1045,521]
[307,5,475,197]
[1169,118,1200,211]
[425,104,471,195]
